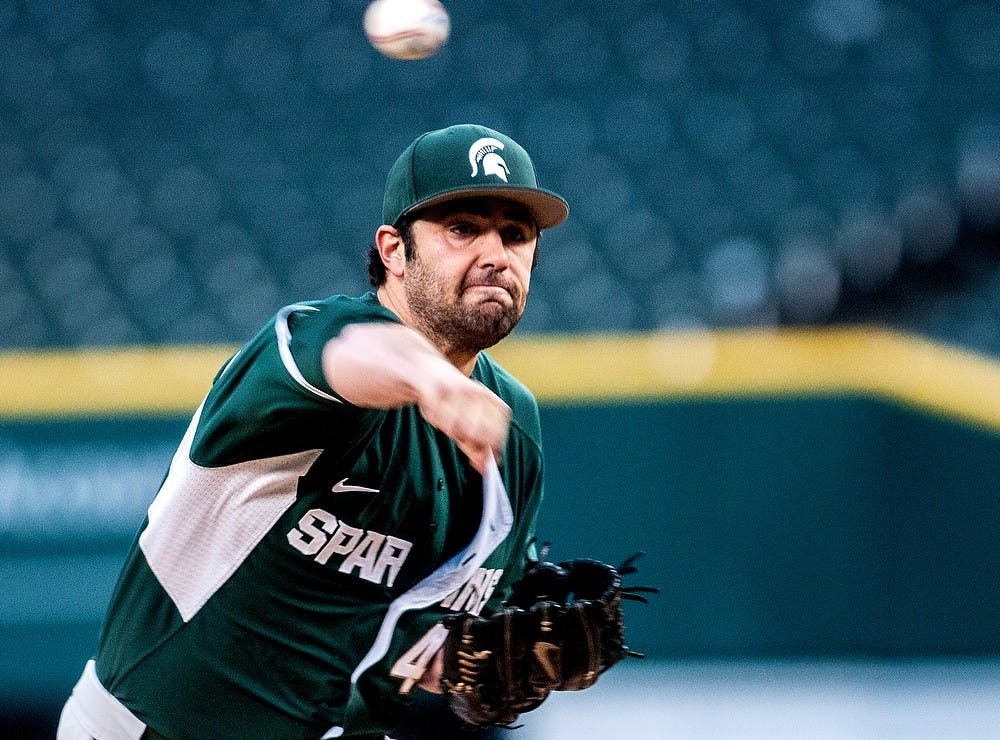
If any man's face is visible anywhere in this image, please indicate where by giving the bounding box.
[403,197,539,352]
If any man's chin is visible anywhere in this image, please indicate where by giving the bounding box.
[460,307,522,348]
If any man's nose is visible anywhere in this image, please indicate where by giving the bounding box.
[478,229,509,269]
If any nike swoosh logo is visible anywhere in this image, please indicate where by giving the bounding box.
[331,478,380,494]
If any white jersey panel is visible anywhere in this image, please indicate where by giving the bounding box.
[140,403,324,621]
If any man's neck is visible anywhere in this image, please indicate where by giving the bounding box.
[376,285,480,376]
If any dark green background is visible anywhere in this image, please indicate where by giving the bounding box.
[538,398,1000,658]
[3,397,1000,723]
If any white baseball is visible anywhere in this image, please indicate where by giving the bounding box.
[363,0,450,60]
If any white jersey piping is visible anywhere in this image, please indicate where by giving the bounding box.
[323,455,513,738]
[275,303,342,403]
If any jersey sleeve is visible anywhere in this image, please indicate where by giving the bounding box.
[190,294,400,467]
[280,294,402,404]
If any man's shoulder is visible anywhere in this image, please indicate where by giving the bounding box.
[279,292,399,336]
[475,352,541,438]
[476,352,534,399]
[310,292,395,318]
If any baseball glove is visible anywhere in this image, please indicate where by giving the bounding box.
[439,552,657,727]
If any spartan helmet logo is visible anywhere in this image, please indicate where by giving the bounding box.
[468,137,510,182]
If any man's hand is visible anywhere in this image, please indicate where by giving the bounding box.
[439,555,657,728]
[413,369,511,474]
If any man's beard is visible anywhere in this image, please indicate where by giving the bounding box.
[404,253,525,354]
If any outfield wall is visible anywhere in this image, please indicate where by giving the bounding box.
[3,327,1000,717]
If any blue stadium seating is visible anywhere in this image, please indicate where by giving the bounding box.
[0,0,996,351]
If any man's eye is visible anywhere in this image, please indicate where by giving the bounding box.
[450,222,476,236]
[500,227,529,243]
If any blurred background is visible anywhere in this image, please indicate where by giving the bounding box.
[1,0,999,737]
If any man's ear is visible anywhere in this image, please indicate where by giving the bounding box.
[375,225,406,278]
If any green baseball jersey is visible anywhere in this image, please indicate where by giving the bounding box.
[94,292,545,740]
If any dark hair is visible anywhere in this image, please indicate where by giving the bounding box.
[366,217,541,287]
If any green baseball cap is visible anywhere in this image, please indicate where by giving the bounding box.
[382,124,569,230]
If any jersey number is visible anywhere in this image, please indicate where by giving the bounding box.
[390,623,449,694]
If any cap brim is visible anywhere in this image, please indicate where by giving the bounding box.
[397,186,569,230]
